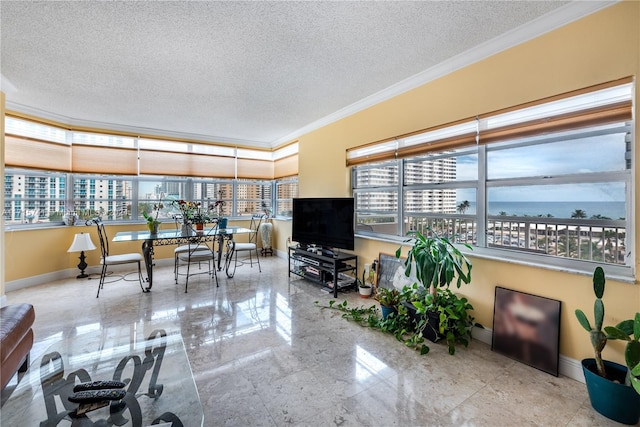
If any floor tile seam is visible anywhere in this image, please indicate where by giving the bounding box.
[437,381,489,424]
[244,378,280,427]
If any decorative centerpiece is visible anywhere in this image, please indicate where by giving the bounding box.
[142,202,163,234]
[171,200,200,233]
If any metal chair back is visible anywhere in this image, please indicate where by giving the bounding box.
[87,217,109,259]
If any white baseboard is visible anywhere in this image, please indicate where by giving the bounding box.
[5,258,175,293]
[559,355,585,383]
[471,325,584,383]
[471,325,493,345]
[5,269,73,292]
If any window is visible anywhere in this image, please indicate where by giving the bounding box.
[353,162,399,236]
[236,180,272,217]
[194,181,234,217]
[352,80,634,275]
[3,169,67,225]
[4,116,300,225]
[73,175,134,221]
[275,179,299,217]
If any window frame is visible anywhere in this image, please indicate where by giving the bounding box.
[351,81,634,278]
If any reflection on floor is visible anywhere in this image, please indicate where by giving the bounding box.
[3,256,627,426]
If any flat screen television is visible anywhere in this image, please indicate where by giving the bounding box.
[292,197,355,252]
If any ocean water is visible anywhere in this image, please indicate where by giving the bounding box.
[469,201,626,219]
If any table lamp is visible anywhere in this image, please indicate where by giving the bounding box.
[67,233,97,278]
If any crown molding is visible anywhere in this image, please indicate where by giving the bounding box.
[272,1,617,147]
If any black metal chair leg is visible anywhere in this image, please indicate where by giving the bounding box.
[97,263,108,298]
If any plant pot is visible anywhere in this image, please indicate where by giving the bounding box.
[196,223,204,231]
[380,304,397,319]
[582,358,640,425]
[147,221,160,234]
[402,302,441,342]
[359,286,372,298]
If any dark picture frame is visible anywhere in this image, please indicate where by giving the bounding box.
[492,286,561,376]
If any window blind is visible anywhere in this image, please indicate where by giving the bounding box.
[72,145,138,174]
[139,150,236,178]
[274,154,298,178]
[237,158,274,179]
[4,135,71,172]
[347,77,633,166]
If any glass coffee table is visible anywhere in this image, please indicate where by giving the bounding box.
[1,329,203,426]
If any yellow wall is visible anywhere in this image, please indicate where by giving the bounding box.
[3,3,640,365]
[297,2,640,364]
[2,220,259,283]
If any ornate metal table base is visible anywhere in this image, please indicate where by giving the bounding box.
[37,329,184,427]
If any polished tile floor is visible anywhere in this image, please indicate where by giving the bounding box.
[3,256,630,426]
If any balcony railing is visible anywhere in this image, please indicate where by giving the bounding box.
[360,215,628,266]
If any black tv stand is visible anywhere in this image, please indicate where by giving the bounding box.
[288,246,358,298]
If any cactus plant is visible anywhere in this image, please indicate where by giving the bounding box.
[575,266,608,378]
[575,266,636,380]
[605,312,640,387]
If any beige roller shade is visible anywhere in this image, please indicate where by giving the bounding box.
[479,101,632,145]
[5,135,71,172]
[139,150,235,178]
[274,154,298,178]
[72,145,138,174]
[237,158,274,179]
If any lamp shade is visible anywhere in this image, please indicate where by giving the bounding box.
[67,233,97,252]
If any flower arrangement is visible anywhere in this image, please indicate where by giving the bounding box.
[171,200,197,223]
[142,202,163,233]
[171,199,212,224]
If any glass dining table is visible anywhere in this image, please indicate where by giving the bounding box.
[113,226,252,290]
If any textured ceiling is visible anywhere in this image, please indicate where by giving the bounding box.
[0,1,612,148]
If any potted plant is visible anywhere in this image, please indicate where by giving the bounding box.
[396,229,472,300]
[375,287,400,319]
[358,281,373,298]
[574,266,640,425]
[142,202,163,234]
[191,211,211,231]
[396,228,473,347]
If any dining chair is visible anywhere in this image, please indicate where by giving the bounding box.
[226,214,264,278]
[173,214,206,276]
[175,222,219,292]
[86,218,145,298]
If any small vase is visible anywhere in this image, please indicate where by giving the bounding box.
[147,221,159,234]
[196,223,204,231]
[218,217,228,229]
[181,223,190,236]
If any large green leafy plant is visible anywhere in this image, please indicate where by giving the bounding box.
[396,229,472,300]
